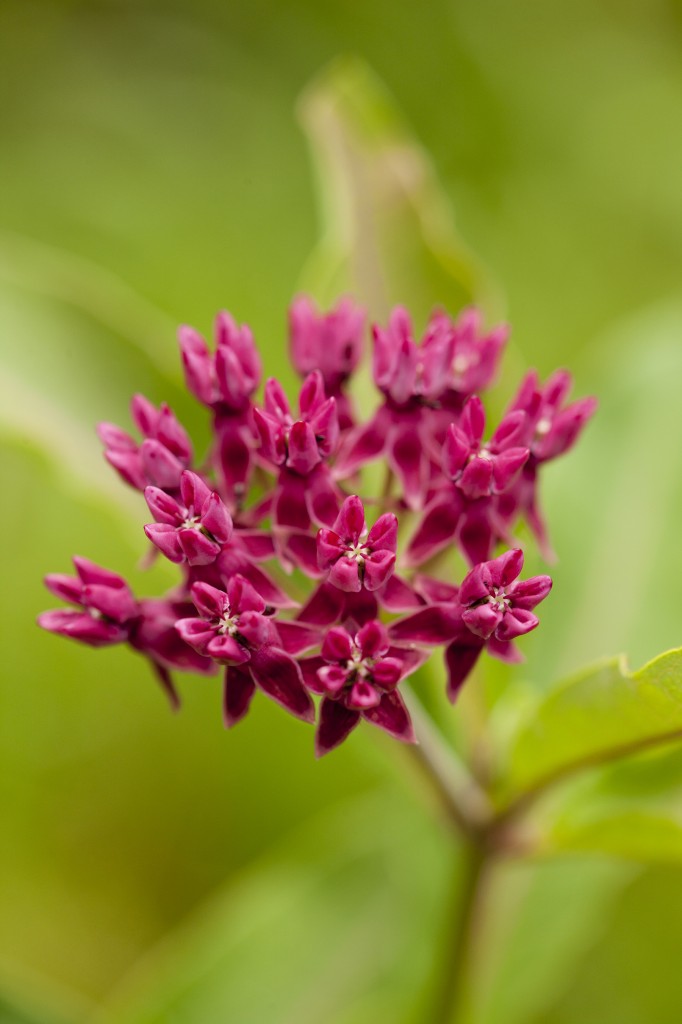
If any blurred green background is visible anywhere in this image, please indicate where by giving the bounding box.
[2,1,682,1022]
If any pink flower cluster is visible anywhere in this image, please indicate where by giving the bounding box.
[39,298,595,756]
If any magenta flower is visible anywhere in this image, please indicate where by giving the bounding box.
[391,550,552,701]
[500,370,597,557]
[317,495,397,593]
[440,306,508,406]
[39,556,138,646]
[144,470,233,566]
[176,576,314,726]
[254,371,341,571]
[405,397,530,567]
[179,311,262,506]
[39,296,589,759]
[289,295,365,430]
[97,393,192,492]
[301,621,416,756]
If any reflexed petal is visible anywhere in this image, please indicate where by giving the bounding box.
[249,647,315,722]
[298,582,346,626]
[321,626,353,663]
[389,606,462,646]
[275,620,322,655]
[315,698,360,757]
[445,643,482,701]
[285,532,322,577]
[223,666,256,727]
[403,496,460,567]
[298,655,327,693]
[387,427,427,510]
[458,514,495,567]
[413,575,458,604]
[217,422,252,500]
[362,690,415,743]
[333,415,386,477]
[379,573,424,612]
[487,636,524,663]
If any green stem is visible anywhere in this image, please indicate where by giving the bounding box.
[403,686,493,836]
[429,839,488,1024]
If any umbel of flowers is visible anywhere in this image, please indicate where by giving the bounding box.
[39,299,595,755]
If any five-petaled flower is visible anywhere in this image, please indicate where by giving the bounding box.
[302,621,416,756]
[317,495,397,593]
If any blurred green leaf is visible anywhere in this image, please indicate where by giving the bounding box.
[493,648,682,808]
[91,792,449,1024]
[472,857,636,1024]
[297,57,495,324]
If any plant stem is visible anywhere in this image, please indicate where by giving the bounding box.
[403,686,493,836]
[429,838,488,1024]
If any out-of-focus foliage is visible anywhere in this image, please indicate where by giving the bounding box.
[2,1,682,1022]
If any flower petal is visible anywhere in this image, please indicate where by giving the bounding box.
[362,690,415,743]
[444,643,482,701]
[249,647,315,722]
[315,698,360,757]
[223,665,257,727]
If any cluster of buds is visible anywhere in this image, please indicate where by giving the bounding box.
[39,297,595,755]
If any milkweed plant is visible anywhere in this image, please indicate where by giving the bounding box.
[38,296,682,1020]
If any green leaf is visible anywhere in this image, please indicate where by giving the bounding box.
[297,57,494,323]
[492,648,682,808]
